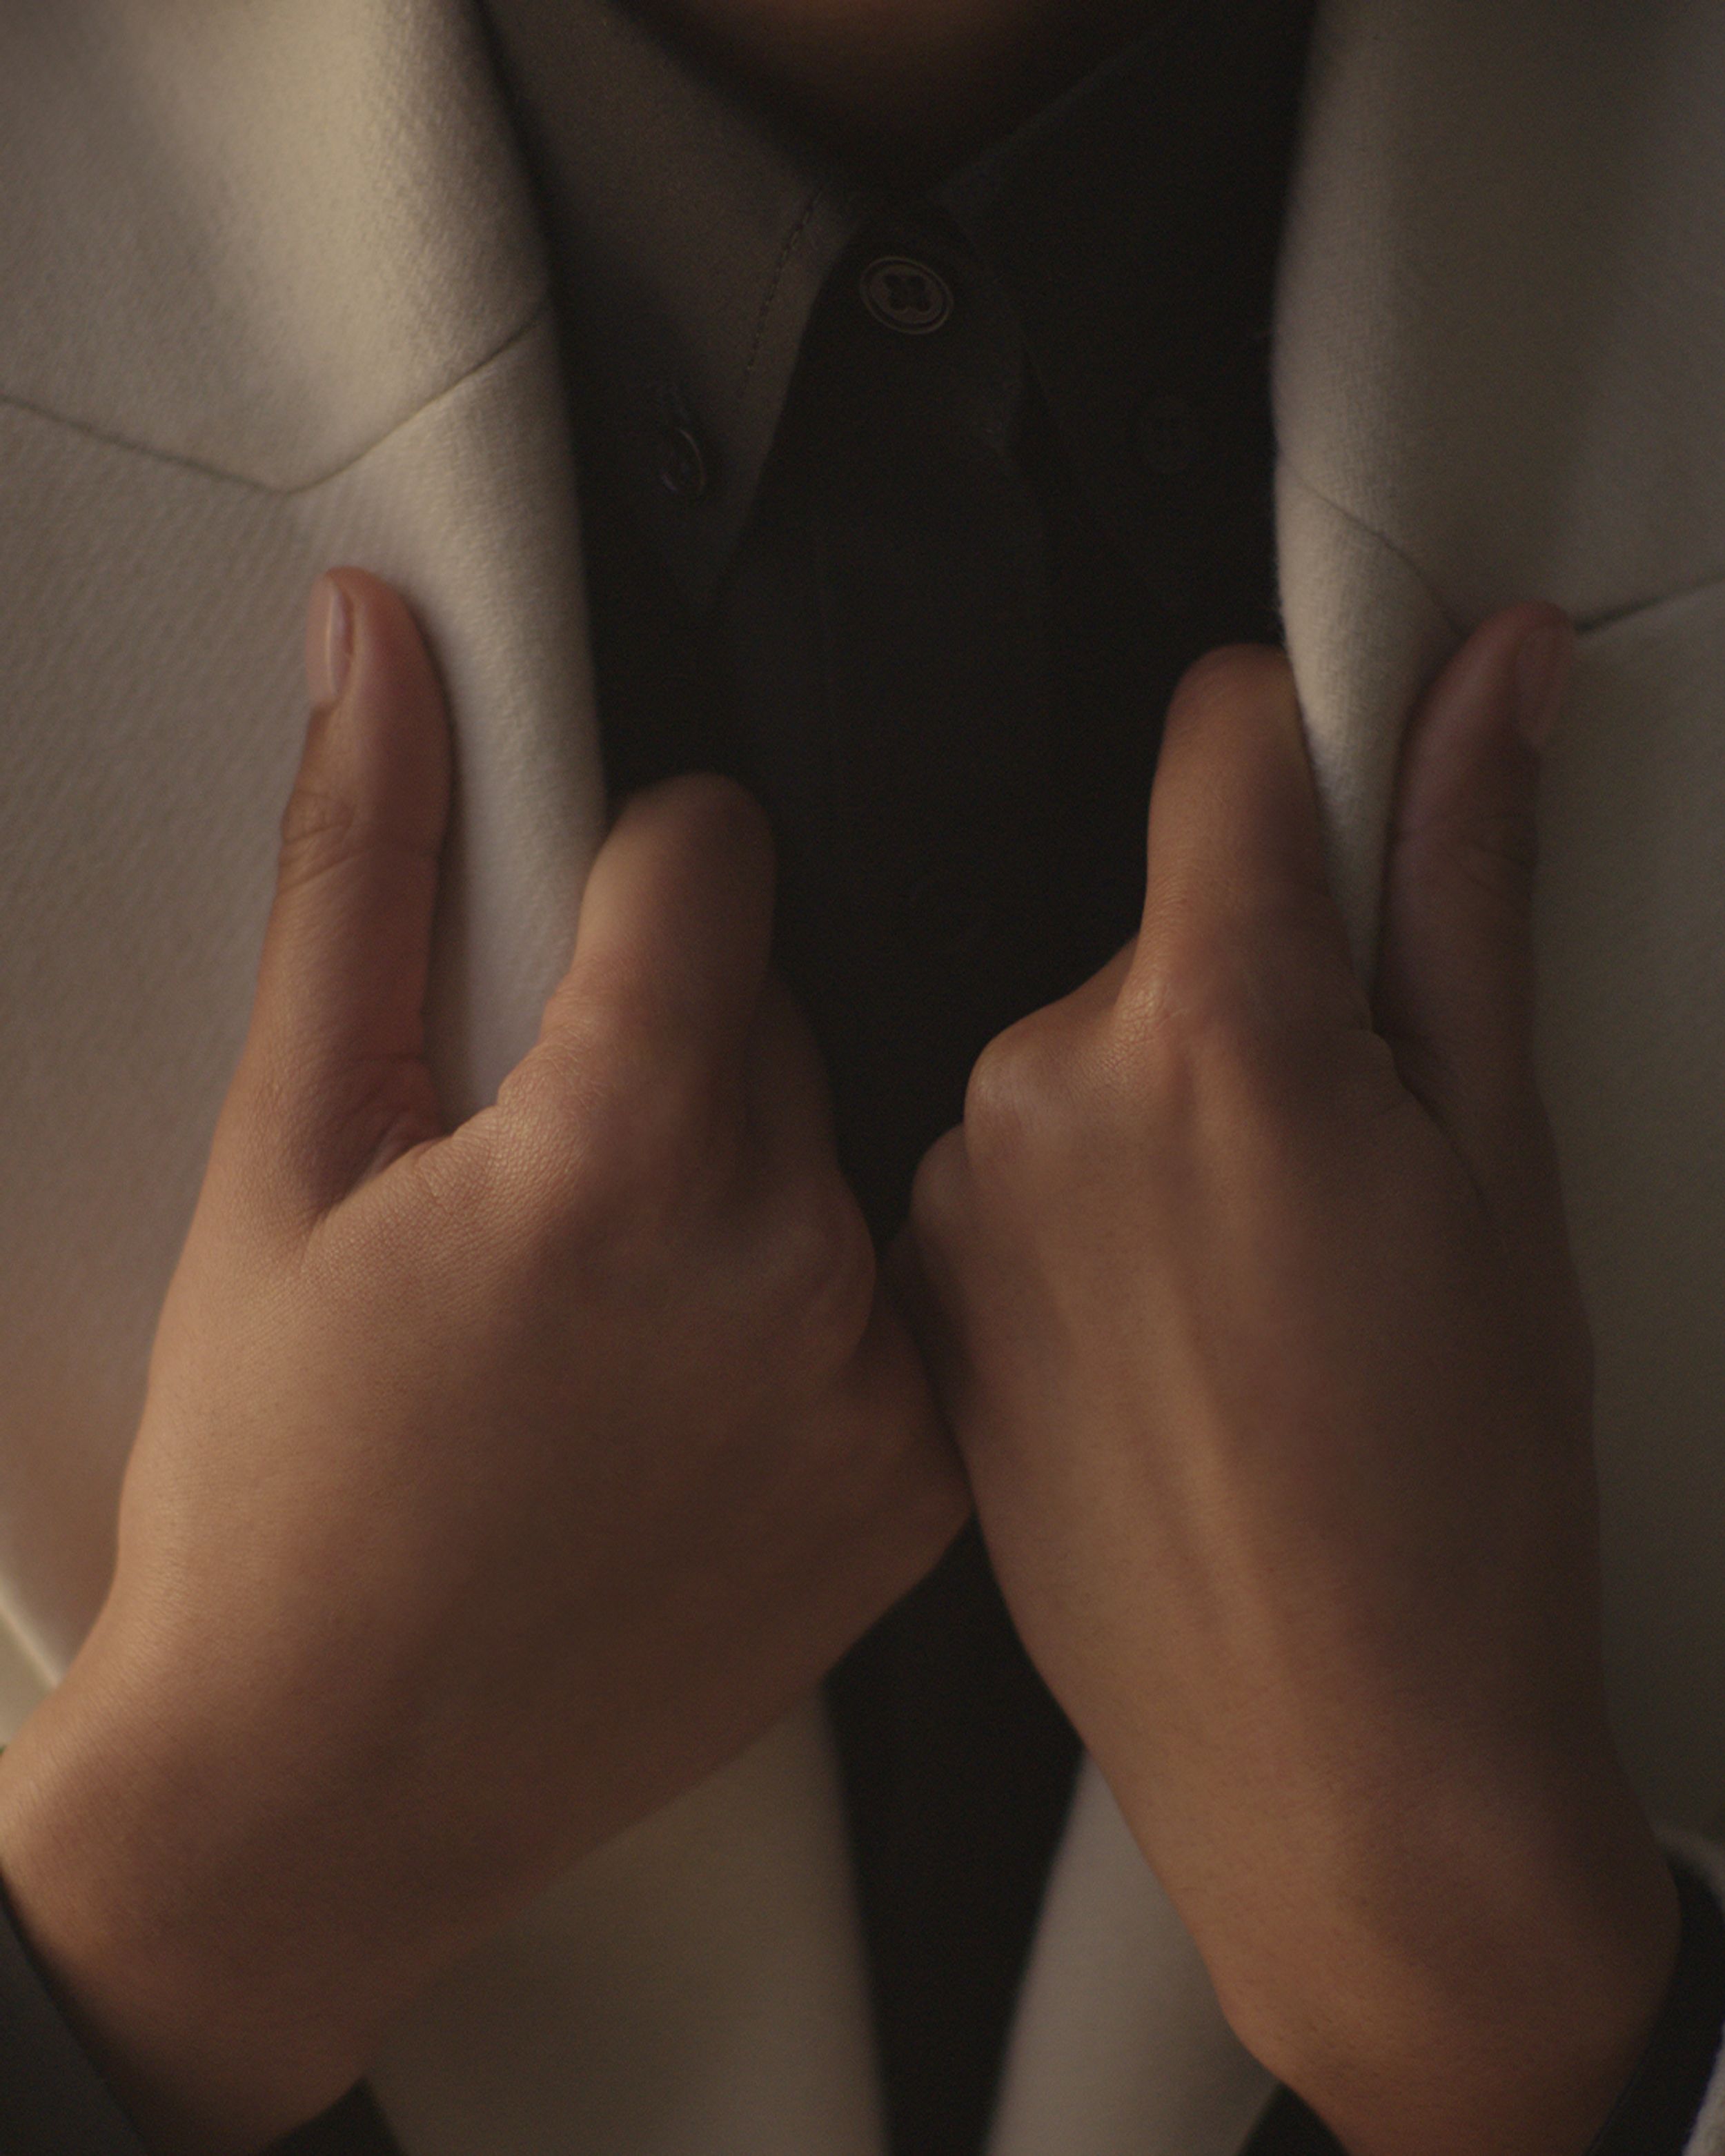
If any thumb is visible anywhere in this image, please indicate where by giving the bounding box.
[1374,602,1574,1178]
[224,571,452,1223]
[535,773,776,1087]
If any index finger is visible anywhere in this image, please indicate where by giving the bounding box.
[527,773,778,1097]
[1128,646,1365,1031]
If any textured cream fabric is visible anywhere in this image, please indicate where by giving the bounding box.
[0,0,547,485]
[988,1766,1276,2156]
[1277,0,1725,1841]
[4,0,1725,2150]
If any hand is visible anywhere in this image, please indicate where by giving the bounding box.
[0,571,966,2156]
[902,609,1679,2156]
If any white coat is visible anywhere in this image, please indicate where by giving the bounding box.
[3,3,1724,2148]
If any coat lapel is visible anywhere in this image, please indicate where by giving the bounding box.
[987,1765,1275,2156]
[1272,0,1725,1835]
[1274,0,1725,960]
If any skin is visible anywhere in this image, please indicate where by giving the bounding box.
[900,610,1680,2155]
[0,573,967,2155]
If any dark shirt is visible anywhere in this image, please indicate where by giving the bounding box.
[2,2,1722,2152]
[500,2,1303,2145]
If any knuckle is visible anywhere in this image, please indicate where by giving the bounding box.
[908,1129,969,1252]
[491,1054,713,1260]
[380,1125,520,1272]
[1109,942,1200,1066]
[961,1018,1074,1173]
[394,1125,482,1229]
[777,1180,877,1356]
[505,998,719,1162]
[1113,965,1319,1146]
[451,1099,586,1258]
[550,967,660,1080]
[1127,920,1313,1079]
[1141,972,1262,1069]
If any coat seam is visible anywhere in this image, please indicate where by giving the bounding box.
[0,294,553,500]
[1276,452,1725,639]
[737,188,827,400]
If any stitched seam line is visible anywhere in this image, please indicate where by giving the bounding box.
[0,293,552,498]
[738,189,825,399]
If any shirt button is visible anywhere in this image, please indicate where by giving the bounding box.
[656,422,711,500]
[1134,393,1206,475]
[860,256,955,335]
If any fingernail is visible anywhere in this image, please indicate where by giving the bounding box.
[1512,614,1575,750]
[306,575,354,709]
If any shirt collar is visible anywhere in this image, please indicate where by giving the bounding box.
[481,0,1307,609]
[938,0,1317,568]
[480,0,868,602]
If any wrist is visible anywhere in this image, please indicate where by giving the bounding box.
[0,1627,392,2156]
[1212,1771,1681,2156]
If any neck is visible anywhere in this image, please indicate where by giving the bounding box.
[635,0,1171,177]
